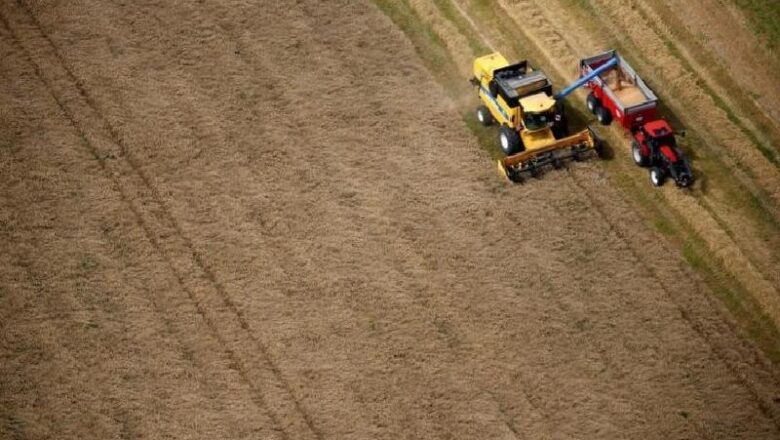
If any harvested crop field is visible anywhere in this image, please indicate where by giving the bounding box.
[1,0,779,439]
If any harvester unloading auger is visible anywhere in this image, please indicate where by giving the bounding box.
[470,53,616,182]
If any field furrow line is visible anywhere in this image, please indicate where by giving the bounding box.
[563,166,780,429]
[0,2,322,439]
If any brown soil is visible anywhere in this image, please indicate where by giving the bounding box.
[2,0,780,439]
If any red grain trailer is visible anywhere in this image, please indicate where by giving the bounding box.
[580,50,693,188]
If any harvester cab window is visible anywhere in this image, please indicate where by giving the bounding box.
[524,111,552,131]
[520,93,557,131]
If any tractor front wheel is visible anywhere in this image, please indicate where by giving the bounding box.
[499,126,523,155]
[476,105,493,126]
[650,167,665,187]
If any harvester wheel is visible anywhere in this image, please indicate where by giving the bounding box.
[553,117,569,138]
[586,93,600,113]
[596,106,612,126]
[650,167,665,187]
[594,139,607,159]
[632,140,650,167]
[499,126,523,155]
[506,166,523,183]
[476,105,493,126]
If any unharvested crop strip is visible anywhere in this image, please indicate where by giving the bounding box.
[0,3,322,439]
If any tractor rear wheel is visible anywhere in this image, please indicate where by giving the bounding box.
[476,105,493,126]
[586,93,600,113]
[650,167,665,187]
[499,126,523,155]
[596,106,612,126]
[632,140,650,167]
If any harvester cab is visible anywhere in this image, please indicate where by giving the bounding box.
[471,52,603,182]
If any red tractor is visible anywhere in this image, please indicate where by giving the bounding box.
[579,50,694,188]
[630,119,693,187]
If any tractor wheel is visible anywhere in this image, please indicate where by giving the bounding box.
[499,126,523,155]
[632,140,650,167]
[476,105,493,126]
[586,93,600,113]
[596,106,612,126]
[650,167,665,187]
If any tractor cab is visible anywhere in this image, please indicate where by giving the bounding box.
[642,119,674,144]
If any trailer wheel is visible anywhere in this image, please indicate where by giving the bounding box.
[650,167,665,187]
[596,106,612,126]
[499,126,523,155]
[586,93,600,113]
[632,140,650,167]
[476,105,493,126]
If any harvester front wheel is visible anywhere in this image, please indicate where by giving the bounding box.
[586,93,600,113]
[476,105,493,126]
[499,126,523,155]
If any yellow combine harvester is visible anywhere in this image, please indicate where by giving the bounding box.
[470,53,605,182]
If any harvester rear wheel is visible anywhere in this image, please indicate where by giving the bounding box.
[476,105,493,126]
[499,126,523,155]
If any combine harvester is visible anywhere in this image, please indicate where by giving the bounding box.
[470,52,612,182]
[579,50,694,188]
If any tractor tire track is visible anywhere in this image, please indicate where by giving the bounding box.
[0,2,321,439]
